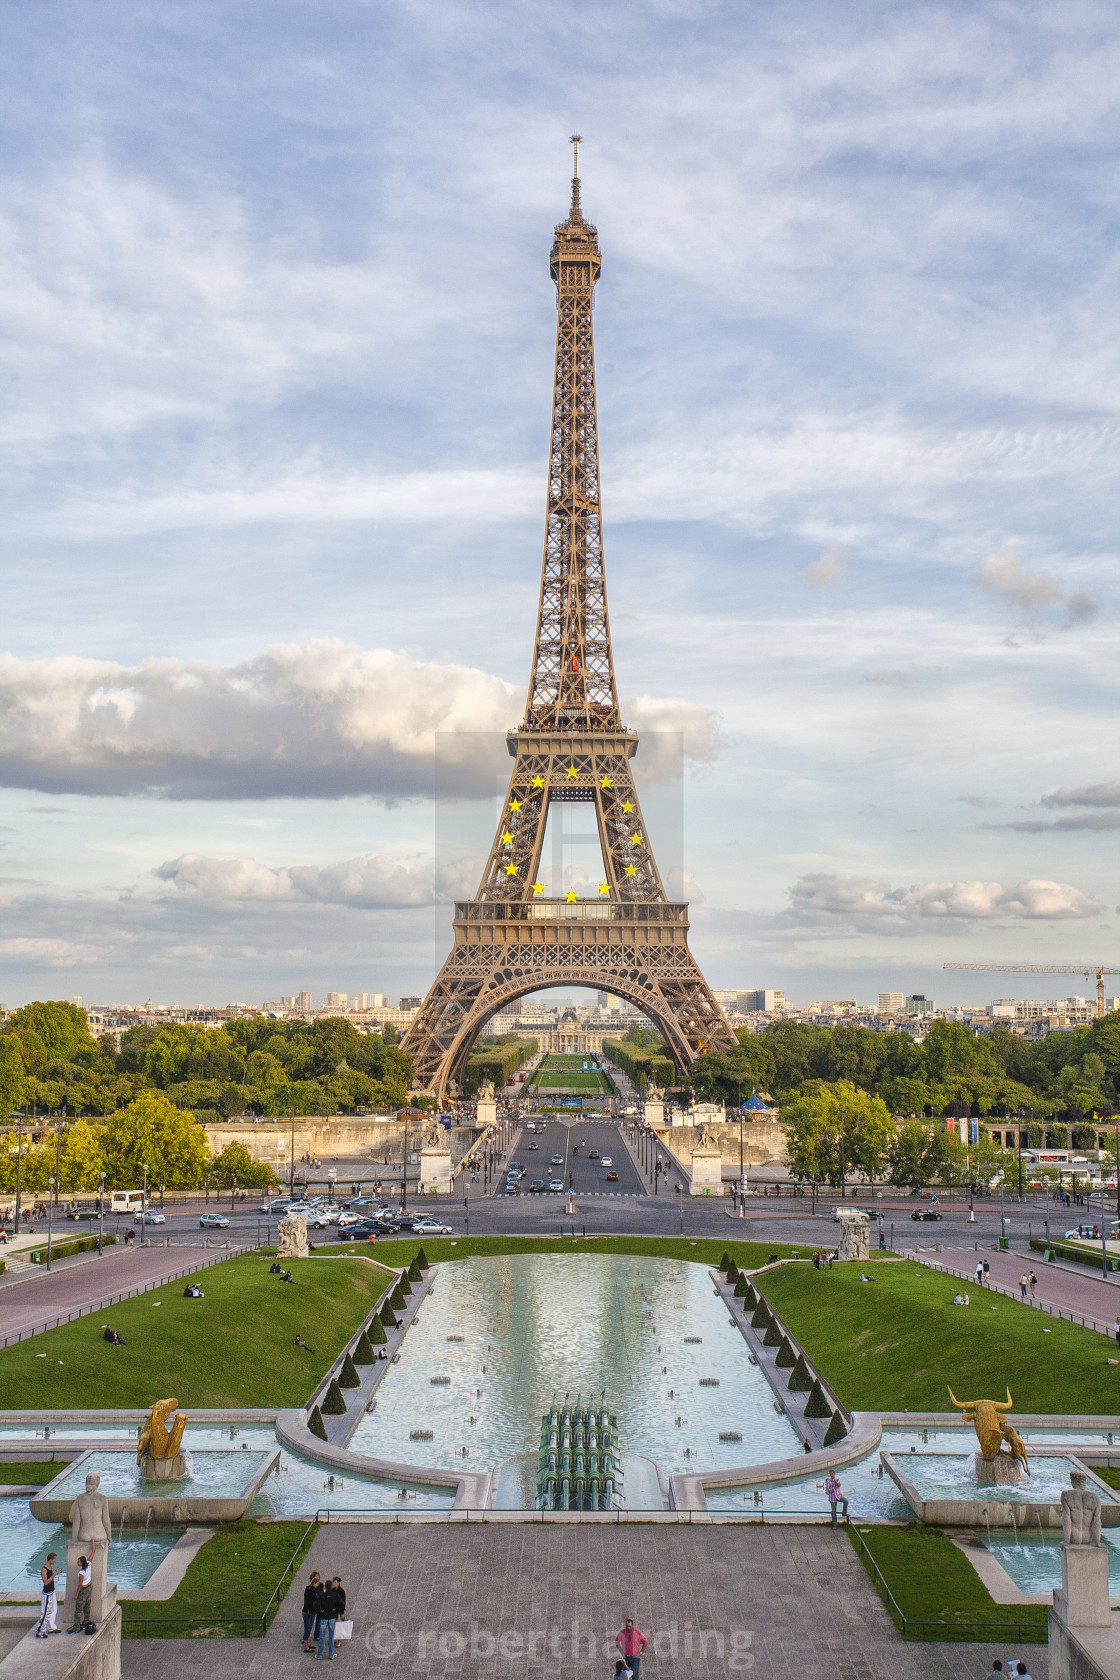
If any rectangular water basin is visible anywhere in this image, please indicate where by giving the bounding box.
[0,1497,181,1597]
[30,1447,279,1523]
[882,1451,1120,1528]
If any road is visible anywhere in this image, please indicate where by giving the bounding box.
[500,1117,645,1199]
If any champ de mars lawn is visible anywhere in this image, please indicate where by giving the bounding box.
[0,1253,393,1408]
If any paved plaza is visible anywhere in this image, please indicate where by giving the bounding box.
[120,1524,1040,1680]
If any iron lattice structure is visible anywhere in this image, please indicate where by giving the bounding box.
[403,143,735,1097]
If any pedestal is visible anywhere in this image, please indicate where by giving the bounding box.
[65,1539,116,1627]
[689,1149,724,1196]
[419,1147,452,1195]
[138,1451,186,1481]
[475,1098,497,1130]
[974,1451,1023,1485]
[1054,1544,1112,1629]
[643,1100,664,1127]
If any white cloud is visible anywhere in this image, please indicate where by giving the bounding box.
[1043,779,1120,809]
[788,872,1101,922]
[975,546,1060,611]
[155,850,481,908]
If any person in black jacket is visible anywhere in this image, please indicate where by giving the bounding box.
[301,1570,321,1651]
[315,1579,344,1659]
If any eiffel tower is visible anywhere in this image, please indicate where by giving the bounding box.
[403,141,735,1097]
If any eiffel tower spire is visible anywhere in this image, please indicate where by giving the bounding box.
[402,149,734,1097]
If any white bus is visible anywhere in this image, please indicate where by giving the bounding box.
[109,1190,146,1214]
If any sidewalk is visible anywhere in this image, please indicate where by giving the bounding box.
[912,1243,1120,1336]
[0,1241,252,1345]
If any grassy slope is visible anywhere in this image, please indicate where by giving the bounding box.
[0,1255,391,1408]
[0,1461,62,1484]
[121,1520,316,1638]
[761,1258,1120,1413]
[318,1234,804,1269]
[850,1526,1048,1641]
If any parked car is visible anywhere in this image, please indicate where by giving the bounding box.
[308,1212,338,1229]
[258,1198,292,1214]
[140,1210,166,1225]
[339,1222,381,1240]
[410,1220,452,1235]
[336,1211,367,1228]
[606,1172,619,1183]
[199,1212,230,1228]
[910,1209,943,1222]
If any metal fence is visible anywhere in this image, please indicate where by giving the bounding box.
[848,1525,1047,1643]
[313,1503,851,1525]
[908,1251,1114,1337]
[121,1519,316,1639]
[0,1244,254,1347]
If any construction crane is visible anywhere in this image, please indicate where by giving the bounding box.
[942,962,1120,1019]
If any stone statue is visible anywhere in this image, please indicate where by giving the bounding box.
[477,1078,495,1101]
[1054,1470,1110,1630]
[137,1398,187,1481]
[835,1210,870,1262]
[67,1471,114,1624]
[947,1386,1030,1478]
[1063,1471,1102,1546]
[277,1212,309,1259]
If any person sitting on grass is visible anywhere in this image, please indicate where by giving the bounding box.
[182,1284,204,1298]
[295,1335,316,1352]
[102,1325,125,1345]
[269,1261,282,1274]
[282,1270,295,1282]
[951,1292,970,1306]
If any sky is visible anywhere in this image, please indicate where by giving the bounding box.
[1,0,1119,1011]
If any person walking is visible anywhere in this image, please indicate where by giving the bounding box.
[301,1570,321,1651]
[1029,1273,1037,1301]
[315,1576,343,1660]
[35,1552,59,1637]
[975,1261,983,1287]
[1019,1274,1029,1302]
[982,1258,990,1286]
[67,1556,91,1634]
[615,1618,647,1680]
[825,1469,843,1527]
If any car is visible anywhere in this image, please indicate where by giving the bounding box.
[551,1154,564,1165]
[600,1156,613,1167]
[527,1143,539,1150]
[527,1181,547,1194]
[338,1222,381,1240]
[68,1208,102,1221]
[606,1172,619,1183]
[410,1220,452,1235]
[336,1211,367,1228]
[140,1211,166,1225]
[911,1209,943,1221]
[549,1179,565,1192]
[199,1212,230,1228]
[258,1198,292,1213]
[588,1150,600,1160]
[308,1213,339,1229]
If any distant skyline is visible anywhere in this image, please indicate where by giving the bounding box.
[2,1,1118,1010]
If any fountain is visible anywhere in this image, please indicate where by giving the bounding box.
[948,1386,1030,1485]
[536,1396,622,1511]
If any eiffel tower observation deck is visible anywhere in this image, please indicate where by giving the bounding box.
[403,141,735,1098]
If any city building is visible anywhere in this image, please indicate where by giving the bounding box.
[905,994,935,1018]
[877,991,904,1014]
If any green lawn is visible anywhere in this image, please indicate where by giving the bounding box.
[0,1254,392,1408]
[318,1234,806,1269]
[761,1257,1120,1414]
[526,1055,616,1094]
[121,1520,316,1639]
[849,1525,1048,1641]
[0,1461,63,1484]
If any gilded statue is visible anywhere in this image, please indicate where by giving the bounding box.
[137,1397,187,1464]
[947,1386,1030,1475]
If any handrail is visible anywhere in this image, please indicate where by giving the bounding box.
[910,1251,1113,1337]
[1,1245,255,1347]
[313,1503,852,1525]
[123,1518,317,1638]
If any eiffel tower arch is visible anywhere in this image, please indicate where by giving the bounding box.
[403,141,736,1099]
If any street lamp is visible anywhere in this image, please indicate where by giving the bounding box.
[46,1175,55,1270]
[97,1173,106,1257]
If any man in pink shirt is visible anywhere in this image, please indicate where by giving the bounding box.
[616,1618,647,1679]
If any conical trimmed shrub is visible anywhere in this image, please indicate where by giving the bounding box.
[415,1246,430,1270]
[321,1378,347,1415]
[389,1283,406,1311]
[308,1406,327,1440]
[787,1352,813,1392]
[380,1301,398,1329]
[804,1378,831,1419]
[774,1336,796,1368]
[407,1257,423,1282]
[750,1301,771,1330]
[733,1276,748,1298]
[763,1320,782,1348]
[823,1409,848,1447]
[369,1315,387,1344]
[353,1330,376,1364]
[398,1271,412,1296]
[743,1282,758,1309]
[339,1352,361,1388]
[719,1252,732,1274]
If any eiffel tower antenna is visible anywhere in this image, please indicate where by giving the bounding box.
[402,148,734,1097]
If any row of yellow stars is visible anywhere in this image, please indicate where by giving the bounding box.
[500,769,644,894]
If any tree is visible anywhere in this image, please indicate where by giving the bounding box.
[209,1140,271,1188]
[0,1037,24,1115]
[102,1091,211,1189]
[781,1081,893,1187]
[59,1120,107,1191]
[887,1121,948,1192]
[3,1001,98,1075]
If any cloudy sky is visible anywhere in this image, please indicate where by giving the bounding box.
[2,0,1119,1010]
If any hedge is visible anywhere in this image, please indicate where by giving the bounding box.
[29,1233,119,1264]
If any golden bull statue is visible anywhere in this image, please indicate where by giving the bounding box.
[947,1386,1029,1475]
[137,1397,187,1465]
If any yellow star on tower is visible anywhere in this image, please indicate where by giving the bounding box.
[625,864,638,877]
[566,764,579,779]
[631,833,643,847]
[501,830,514,845]
[622,799,635,813]
[600,777,612,790]
[565,890,579,903]
[509,799,522,813]
[532,881,545,896]
[504,863,518,877]
[531,775,544,789]
[599,882,610,896]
